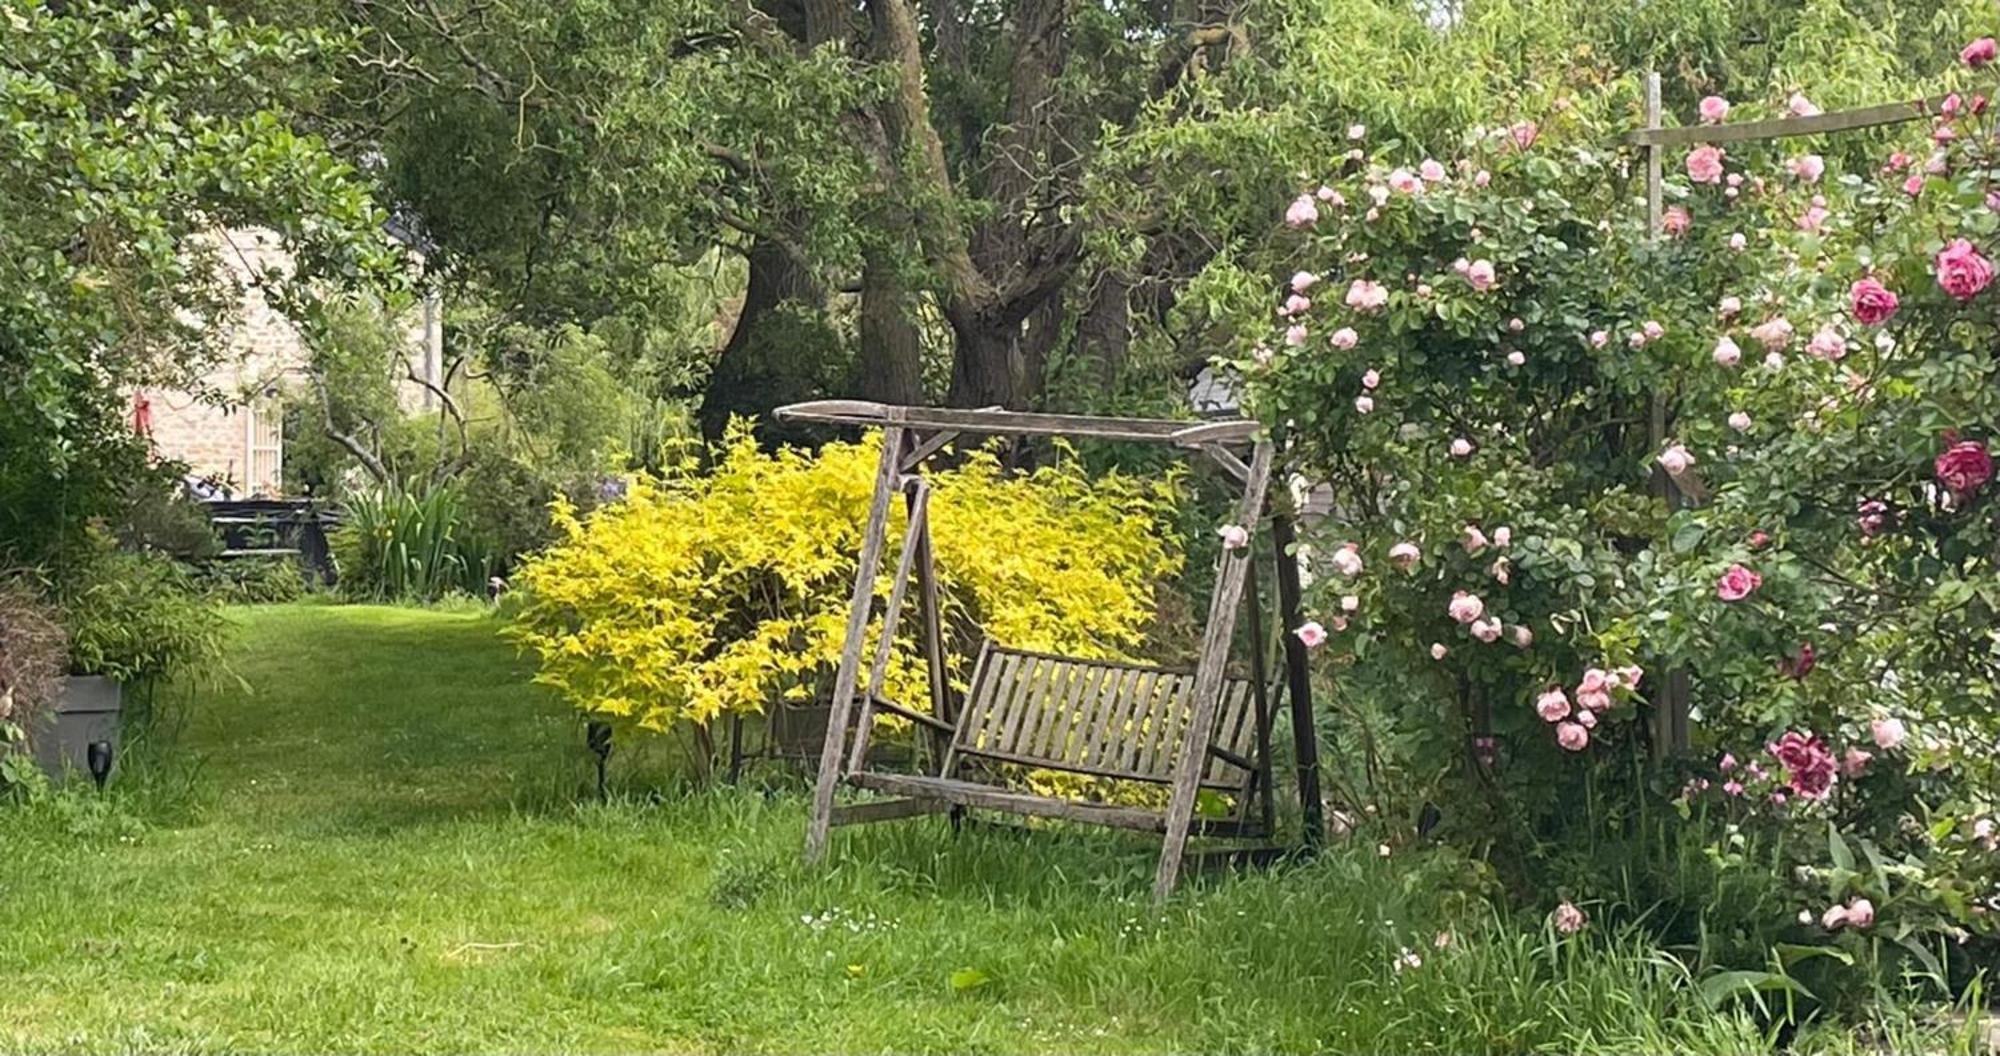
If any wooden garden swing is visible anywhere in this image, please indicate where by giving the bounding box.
[775,400,1321,903]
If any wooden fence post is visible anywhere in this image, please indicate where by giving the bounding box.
[1642,71,1693,757]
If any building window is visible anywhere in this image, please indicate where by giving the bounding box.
[245,397,283,497]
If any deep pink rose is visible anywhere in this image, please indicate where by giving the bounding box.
[1935,438,1993,497]
[1935,238,1994,301]
[1715,563,1761,601]
[1849,279,1899,325]
[1963,36,1998,68]
[1771,731,1837,799]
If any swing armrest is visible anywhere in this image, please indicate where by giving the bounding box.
[1205,743,1255,771]
[867,695,956,734]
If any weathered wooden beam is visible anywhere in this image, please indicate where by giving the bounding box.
[1622,95,1941,149]
[1202,442,1251,484]
[1269,512,1324,849]
[900,429,960,471]
[805,425,907,861]
[1154,439,1276,904]
[849,771,1169,832]
[866,695,955,734]
[830,797,954,826]
[774,400,1258,445]
[848,479,930,773]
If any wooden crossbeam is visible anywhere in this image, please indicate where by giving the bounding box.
[775,399,1258,447]
[1622,95,1943,149]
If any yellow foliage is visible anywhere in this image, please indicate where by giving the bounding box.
[508,425,1183,734]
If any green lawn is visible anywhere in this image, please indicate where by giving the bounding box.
[0,604,1964,1054]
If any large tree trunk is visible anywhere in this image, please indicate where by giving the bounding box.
[1075,269,1131,388]
[856,251,923,405]
[945,315,1020,409]
[699,238,826,441]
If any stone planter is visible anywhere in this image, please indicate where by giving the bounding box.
[31,675,122,784]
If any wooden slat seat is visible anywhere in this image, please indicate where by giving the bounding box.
[940,643,1264,794]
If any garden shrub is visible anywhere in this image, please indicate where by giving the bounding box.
[331,483,497,601]
[59,544,230,686]
[1226,46,2000,1006]
[0,579,68,792]
[509,424,1182,736]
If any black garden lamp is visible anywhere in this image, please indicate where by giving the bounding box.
[86,740,114,791]
[585,721,612,799]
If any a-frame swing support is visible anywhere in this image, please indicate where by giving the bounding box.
[779,401,1320,904]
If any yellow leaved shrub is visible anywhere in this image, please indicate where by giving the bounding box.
[508,425,1183,735]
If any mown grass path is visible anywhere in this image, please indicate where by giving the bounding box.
[0,604,1865,1054]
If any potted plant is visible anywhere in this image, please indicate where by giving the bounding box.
[0,579,69,791]
[42,546,228,784]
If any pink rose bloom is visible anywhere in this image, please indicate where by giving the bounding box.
[1578,668,1608,695]
[1797,204,1830,232]
[1788,154,1826,182]
[1511,624,1533,648]
[1903,173,1925,197]
[1419,158,1447,183]
[1719,752,1737,773]
[1367,184,1390,207]
[1509,120,1539,150]
[1507,317,1525,333]
[1576,689,1611,713]
[1330,327,1359,350]
[1658,444,1695,477]
[1430,643,1449,660]
[1964,36,1998,67]
[1857,499,1889,536]
[1489,557,1510,585]
[1465,258,1497,291]
[1807,327,1846,361]
[1718,295,1743,317]
[1763,351,1786,372]
[1329,545,1364,577]
[1505,350,1525,367]
[1722,780,1743,796]
[1217,524,1250,550]
[1871,716,1907,750]
[1285,195,1319,228]
[1492,527,1511,548]
[1728,411,1752,432]
[1788,92,1821,118]
[1728,232,1747,251]
[1361,368,1380,388]
[1935,438,1993,496]
[1845,898,1875,929]
[1935,238,1994,300]
[1461,525,1489,554]
[1821,904,1849,930]
[1749,316,1794,351]
[1575,708,1597,729]
[1643,320,1665,340]
[1473,169,1491,188]
[1346,279,1389,311]
[1340,594,1360,613]
[1388,541,1421,569]
[1388,168,1423,195]
[1698,95,1730,124]
[1712,336,1742,367]
[1284,324,1308,347]
[1686,145,1726,184]
[1450,438,1473,458]
[1842,747,1873,777]
[1536,688,1571,723]
[1615,664,1642,690]
[1849,279,1899,325]
[1943,92,1964,117]
[1589,330,1609,348]
[1448,591,1484,624]
[1555,723,1589,752]
[1715,563,1761,601]
[1295,621,1327,648]
[1470,618,1502,643]
[1290,271,1319,292]
[1352,395,1374,413]
[1662,206,1691,237]
[1316,186,1345,206]
[1282,294,1311,316]
[1773,731,1837,799]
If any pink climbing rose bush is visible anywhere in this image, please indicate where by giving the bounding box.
[1225,50,2000,957]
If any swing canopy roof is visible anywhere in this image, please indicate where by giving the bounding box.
[774,400,1260,448]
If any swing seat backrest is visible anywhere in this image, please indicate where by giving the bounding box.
[950,642,1263,793]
